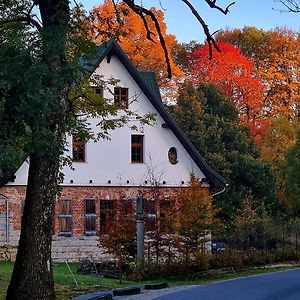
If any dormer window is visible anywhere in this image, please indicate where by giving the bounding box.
[114,87,128,109]
[73,137,86,162]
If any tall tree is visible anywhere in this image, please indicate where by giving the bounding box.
[188,41,265,136]
[171,84,276,223]
[260,118,298,207]
[1,1,235,299]
[285,128,300,208]
[217,27,300,119]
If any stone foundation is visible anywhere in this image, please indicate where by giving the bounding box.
[0,245,17,262]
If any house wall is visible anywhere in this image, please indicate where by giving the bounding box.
[1,50,212,262]
[0,185,180,262]
[10,54,206,188]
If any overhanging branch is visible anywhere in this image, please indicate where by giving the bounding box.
[274,0,300,12]
[203,0,235,14]
[123,0,172,78]
[0,15,42,31]
[122,0,235,77]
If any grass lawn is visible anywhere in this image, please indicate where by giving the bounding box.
[0,262,299,300]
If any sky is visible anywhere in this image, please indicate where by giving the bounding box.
[79,0,300,43]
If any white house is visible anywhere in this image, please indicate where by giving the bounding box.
[0,40,226,261]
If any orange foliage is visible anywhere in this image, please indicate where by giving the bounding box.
[90,0,184,101]
[256,29,300,118]
[189,42,265,130]
[217,27,300,119]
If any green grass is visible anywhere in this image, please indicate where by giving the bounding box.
[0,262,299,300]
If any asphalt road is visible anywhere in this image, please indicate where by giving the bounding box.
[152,268,300,300]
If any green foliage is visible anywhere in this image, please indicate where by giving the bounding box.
[171,84,276,223]
[285,128,300,209]
[260,118,298,208]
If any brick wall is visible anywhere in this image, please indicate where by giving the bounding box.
[0,185,179,261]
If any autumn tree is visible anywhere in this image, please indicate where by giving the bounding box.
[100,200,136,267]
[89,0,184,101]
[173,176,219,264]
[170,84,276,223]
[284,128,300,209]
[1,0,235,299]
[188,41,265,137]
[217,27,300,119]
[172,40,200,73]
[260,118,298,207]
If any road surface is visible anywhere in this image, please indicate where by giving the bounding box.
[154,268,300,300]
[116,268,300,300]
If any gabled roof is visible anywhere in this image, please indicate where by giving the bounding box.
[139,71,162,102]
[85,40,226,189]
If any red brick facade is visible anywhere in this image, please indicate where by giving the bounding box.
[1,185,178,238]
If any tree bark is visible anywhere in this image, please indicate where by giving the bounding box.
[6,154,60,300]
[6,1,70,299]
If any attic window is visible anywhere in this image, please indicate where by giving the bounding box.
[114,87,128,109]
[73,137,86,162]
[92,86,103,97]
[168,147,178,165]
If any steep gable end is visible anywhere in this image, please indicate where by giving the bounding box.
[86,40,226,190]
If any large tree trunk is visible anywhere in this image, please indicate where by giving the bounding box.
[6,154,60,300]
[6,1,70,299]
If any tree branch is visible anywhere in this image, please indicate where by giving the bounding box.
[274,0,300,12]
[203,0,235,14]
[181,0,220,59]
[122,0,235,77]
[0,1,42,31]
[123,0,172,78]
[0,15,42,31]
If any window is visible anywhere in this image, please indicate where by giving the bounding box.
[92,86,103,97]
[59,199,72,236]
[168,147,178,165]
[114,87,128,108]
[131,135,144,163]
[100,200,116,235]
[73,137,86,162]
[85,199,96,236]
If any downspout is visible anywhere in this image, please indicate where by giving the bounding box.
[212,184,229,197]
[0,192,9,243]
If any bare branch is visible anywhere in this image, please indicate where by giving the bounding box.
[111,0,122,25]
[203,0,235,14]
[181,0,220,58]
[274,0,300,12]
[121,0,234,77]
[73,0,81,10]
[123,0,172,78]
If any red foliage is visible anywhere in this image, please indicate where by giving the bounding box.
[189,42,265,135]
